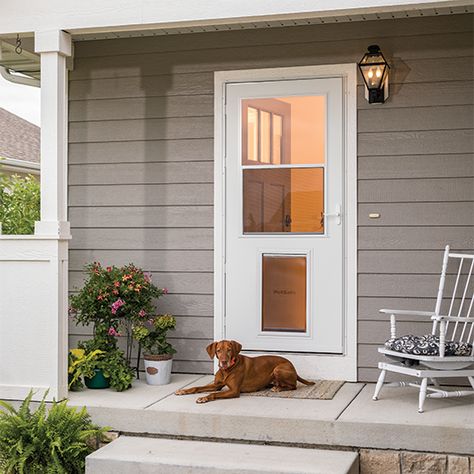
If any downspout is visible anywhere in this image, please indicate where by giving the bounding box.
[0,66,39,87]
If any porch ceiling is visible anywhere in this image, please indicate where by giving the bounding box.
[0,37,39,80]
[71,4,473,41]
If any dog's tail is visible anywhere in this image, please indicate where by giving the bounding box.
[297,375,315,386]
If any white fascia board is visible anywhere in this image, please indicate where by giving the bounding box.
[0,0,470,35]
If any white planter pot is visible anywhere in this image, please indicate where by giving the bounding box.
[143,354,173,385]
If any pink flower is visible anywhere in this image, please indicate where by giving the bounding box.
[111,298,125,314]
[163,288,168,294]
[144,272,152,283]
[138,309,146,318]
[108,327,119,337]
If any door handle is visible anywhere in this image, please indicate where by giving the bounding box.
[323,204,342,225]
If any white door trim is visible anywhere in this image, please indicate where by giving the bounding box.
[214,64,357,381]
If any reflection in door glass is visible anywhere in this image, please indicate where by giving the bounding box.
[272,114,282,164]
[243,168,324,233]
[247,107,258,162]
[242,96,325,165]
[260,110,271,164]
[262,255,307,332]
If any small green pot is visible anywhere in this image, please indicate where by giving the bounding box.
[84,369,110,389]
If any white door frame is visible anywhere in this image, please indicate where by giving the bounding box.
[214,64,358,381]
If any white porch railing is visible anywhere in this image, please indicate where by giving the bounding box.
[0,30,71,402]
[0,235,69,400]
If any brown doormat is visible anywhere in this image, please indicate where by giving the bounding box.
[242,380,345,400]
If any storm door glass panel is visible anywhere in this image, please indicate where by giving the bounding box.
[242,96,325,166]
[243,168,324,233]
[242,96,326,234]
[262,255,307,332]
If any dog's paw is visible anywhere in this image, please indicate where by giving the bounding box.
[196,396,209,404]
[175,389,187,396]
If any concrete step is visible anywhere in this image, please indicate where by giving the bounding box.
[86,436,359,474]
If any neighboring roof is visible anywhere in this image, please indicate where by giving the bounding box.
[0,107,39,163]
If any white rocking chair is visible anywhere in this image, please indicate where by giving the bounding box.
[373,245,474,412]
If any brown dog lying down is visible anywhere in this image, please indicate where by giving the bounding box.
[175,340,314,403]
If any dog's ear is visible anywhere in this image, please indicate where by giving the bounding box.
[206,341,218,359]
[230,340,242,355]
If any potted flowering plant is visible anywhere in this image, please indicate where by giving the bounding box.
[133,315,176,385]
[69,262,167,389]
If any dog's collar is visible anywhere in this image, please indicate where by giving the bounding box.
[220,357,237,371]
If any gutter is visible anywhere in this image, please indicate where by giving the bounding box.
[0,157,40,175]
[0,66,39,88]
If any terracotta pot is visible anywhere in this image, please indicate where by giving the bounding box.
[143,354,173,385]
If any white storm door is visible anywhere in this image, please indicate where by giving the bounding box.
[224,77,344,353]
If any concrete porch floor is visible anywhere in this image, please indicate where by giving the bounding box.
[68,374,474,456]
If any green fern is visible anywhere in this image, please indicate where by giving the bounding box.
[0,391,108,473]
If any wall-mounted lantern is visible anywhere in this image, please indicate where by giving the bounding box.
[358,44,390,104]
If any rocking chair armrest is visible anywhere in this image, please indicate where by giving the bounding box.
[379,309,434,340]
[431,315,473,322]
[379,309,434,317]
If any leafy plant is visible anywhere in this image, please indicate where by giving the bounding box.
[70,339,135,392]
[0,390,108,474]
[99,349,135,392]
[68,348,105,391]
[133,315,176,356]
[0,173,40,235]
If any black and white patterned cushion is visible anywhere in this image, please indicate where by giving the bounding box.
[385,334,472,357]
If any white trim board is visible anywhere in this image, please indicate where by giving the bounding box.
[213,64,358,381]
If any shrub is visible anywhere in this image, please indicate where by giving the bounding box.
[0,391,108,474]
[0,173,40,235]
[70,262,168,371]
[70,262,167,345]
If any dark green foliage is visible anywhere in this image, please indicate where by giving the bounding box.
[0,173,40,235]
[0,391,108,473]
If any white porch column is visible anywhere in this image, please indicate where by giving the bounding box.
[35,30,71,237]
[30,30,72,401]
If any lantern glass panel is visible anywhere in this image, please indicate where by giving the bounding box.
[359,61,387,90]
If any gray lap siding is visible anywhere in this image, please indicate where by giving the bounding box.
[67,13,474,379]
